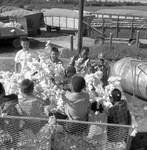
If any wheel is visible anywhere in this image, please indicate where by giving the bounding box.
[46,25,51,32]
[37,29,41,35]
[56,27,60,32]
[12,39,21,49]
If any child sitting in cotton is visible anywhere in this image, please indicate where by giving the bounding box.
[16,79,45,134]
[63,65,76,91]
[17,79,43,117]
[107,88,131,143]
[62,76,90,134]
[108,88,130,125]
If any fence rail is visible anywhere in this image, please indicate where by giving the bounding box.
[0,115,134,150]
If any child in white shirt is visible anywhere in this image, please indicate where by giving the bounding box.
[15,37,31,73]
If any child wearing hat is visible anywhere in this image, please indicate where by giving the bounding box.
[62,76,90,134]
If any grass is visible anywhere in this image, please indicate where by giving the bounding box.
[0,58,15,72]
[61,42,147,61]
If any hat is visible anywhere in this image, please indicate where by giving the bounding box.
[71,76,86,92]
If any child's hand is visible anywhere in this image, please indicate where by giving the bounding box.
[44,105,54,116]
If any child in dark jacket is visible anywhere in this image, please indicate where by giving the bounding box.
[107,88,131,143]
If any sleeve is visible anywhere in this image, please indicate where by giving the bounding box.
[15,51,20,63]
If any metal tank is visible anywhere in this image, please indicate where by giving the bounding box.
[111,57,147,100]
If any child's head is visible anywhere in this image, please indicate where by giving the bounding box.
[20,37,30,51]
[71,76,86,92]
[98,53,105,65]
[0,83,5,98]
[110,88,121,104]
[80,47,89,59]
[20,79,34,95]
[65,65,76,78]
[50,47,59,61]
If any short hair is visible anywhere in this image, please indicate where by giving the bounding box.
[65,65,76,77]
[20,79,34,95]
[0,82,5,96]
[81,46,89,54]
[51,47,59,53]
[71,76,86,92]
[111,88,121,102]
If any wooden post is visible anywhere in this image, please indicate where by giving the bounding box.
[116,17,119,38]
[110,32,113,50]
[102,17,105,38]
[77,0,85,54]
[130,18,134,40]
[136,30,140,47]
[70,35,73,51]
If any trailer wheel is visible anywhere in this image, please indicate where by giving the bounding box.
[46,25,51,32]
[12,39,21,49]
[56,27,60,32]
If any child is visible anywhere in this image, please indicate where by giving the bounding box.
[107,88,131,143]
[97,53,110,87]
[50,47,63,65]
[63,65,76,91]
[17,79,43,117]
[88,99,108,150]
[16,79,45,134]
[15,37,32,73]
[62,76,90,135]
[70,47,90,73]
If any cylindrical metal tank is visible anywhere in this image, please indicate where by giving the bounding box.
[111,57,147,100]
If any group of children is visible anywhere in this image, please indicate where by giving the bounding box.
[0,37,132,149]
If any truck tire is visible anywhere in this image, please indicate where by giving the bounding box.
[12,39,21,49]
[56,27,60,32]
[46,25,51,32]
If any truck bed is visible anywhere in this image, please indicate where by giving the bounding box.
[0,27,27,39]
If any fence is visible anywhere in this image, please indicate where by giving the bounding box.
[0,115,134,150]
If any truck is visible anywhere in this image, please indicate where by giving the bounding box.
[1,9,44,36]
[0,16,27,48]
